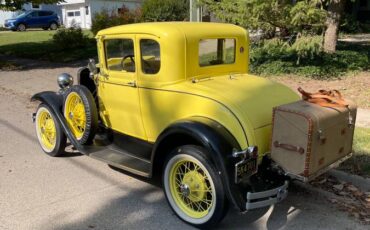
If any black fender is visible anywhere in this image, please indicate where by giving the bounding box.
[151,117,246,211]
[31,91,86,154]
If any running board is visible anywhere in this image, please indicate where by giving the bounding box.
[88,144,151,177]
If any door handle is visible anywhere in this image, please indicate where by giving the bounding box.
[127,81,137,87]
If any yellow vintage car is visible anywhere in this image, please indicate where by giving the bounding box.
[32,22,300,228]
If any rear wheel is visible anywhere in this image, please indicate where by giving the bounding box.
[163,145,228,228]
[35,104,66,157]
[49,22,58,30]
[64,85,98,144]
[17,23,26,31]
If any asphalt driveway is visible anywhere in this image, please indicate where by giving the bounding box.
[0,63,367,230]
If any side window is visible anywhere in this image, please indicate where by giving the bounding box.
[30,11,39,17]
[140,39,160,74]
[39,11,48,17]
[105,39,135,72]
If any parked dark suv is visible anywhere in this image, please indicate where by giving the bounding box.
[4,10,60,31]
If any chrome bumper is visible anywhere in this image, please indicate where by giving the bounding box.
[246,181,289,210]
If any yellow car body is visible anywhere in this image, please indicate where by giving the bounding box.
[32,22,299,226]
[95,22,299,159]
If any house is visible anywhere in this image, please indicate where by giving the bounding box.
[58,0,142,29]
[0,2,61,27]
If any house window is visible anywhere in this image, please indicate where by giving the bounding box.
[31,3,40,9]
[199,38,236,67]
[140,39,161,74]
[85,6,89,15]
[75,11,81,16]
[67,12,74,17]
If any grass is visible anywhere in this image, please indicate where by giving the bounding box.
[340,127,370,177]
[0,30,96,62]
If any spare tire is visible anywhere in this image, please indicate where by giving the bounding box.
[63,85,98,145]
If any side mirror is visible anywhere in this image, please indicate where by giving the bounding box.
[87,58,98,75]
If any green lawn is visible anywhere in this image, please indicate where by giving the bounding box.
[340,127,370,177]
[0,30,96,62]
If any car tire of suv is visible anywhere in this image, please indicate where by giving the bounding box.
[163,145,229,229]
[49,22,58,30]
[35,104,67,157]
[17,23,26,32]
[63,85,98,145]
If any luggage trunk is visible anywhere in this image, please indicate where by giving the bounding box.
[271,100,357,182]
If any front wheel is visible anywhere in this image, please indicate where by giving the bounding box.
[17,23,26,31]
[163,145,228,228]
[35,104,66,157]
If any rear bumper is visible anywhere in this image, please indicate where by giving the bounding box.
[245,181,289,210]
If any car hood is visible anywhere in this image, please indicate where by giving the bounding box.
[169,74,300,130]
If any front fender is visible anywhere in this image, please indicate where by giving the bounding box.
[31,91,85,153]
[152,117,247,211]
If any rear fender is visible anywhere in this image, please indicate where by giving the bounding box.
[31,91,85,153]
[152,117,247,211]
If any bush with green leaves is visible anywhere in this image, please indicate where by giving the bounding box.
[91,5,142,35]
[141,0,189,21]
[52,27,91,50]
[250,38,370,79]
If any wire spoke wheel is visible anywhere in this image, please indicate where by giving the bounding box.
[172,160,214,216]
[63,85,98,145]
[163,146,227,228]
[35,104,66,157]
[37,109,57,151]
[64,92,86,140]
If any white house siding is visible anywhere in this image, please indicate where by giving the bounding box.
[59,0,141,29]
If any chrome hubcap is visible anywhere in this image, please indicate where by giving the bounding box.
[180,184,190,197]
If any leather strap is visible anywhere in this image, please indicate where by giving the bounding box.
[274,141,305,155]
[298,87,349,108]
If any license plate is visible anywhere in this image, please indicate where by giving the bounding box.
[235,158,257,183]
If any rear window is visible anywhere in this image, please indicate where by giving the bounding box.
[199,38,235,67]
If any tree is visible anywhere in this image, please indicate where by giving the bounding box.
[197,0,352,53]
[0,0,62,11]
[142,0,189,22]
[323,0,346,53]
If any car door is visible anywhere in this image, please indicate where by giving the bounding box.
[98,35,147,140]
[25,11,40,28]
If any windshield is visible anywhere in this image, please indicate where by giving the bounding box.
[15,12,29,18]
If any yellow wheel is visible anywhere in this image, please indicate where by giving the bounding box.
[64,92,86,140]
[163,145,228,228]
[63,85,98,144]
[35,104,66,157]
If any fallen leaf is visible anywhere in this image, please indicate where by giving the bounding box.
[347,185,358,192]
[333,184,344,191]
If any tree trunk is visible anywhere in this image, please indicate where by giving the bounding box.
[323,0,345,53]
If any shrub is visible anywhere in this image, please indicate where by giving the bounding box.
[91,5,142,35]
[290,35,322,64]
[142,0,189,22]
[250,39,370,79]
[52,27,91,50]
